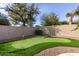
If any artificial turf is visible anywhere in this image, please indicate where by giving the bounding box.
[0,36,79,56]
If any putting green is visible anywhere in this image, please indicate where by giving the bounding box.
[11,36,71,49]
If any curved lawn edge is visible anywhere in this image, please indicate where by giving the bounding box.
[11,41,79,56]
[0,42,62,56]
[0,36,79,56]
[0,36,72,52]
[1,39,79,56]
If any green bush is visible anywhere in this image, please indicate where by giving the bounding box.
[59,21,68,25]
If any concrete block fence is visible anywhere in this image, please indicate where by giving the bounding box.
[0,25,35,43]
[0,24,79,43]
[43,24,79,40]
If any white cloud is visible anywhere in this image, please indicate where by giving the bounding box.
[0,3,8,15]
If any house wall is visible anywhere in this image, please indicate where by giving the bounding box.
[0,25,35,43]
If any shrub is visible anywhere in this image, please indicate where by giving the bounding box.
[34,25,43,35]
[35,30,43,35]
[59,21,68,25]
[41,13,59,26]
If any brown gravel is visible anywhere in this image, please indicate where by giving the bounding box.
[35,46,79,56]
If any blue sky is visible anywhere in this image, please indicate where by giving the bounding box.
[35,3,79,25]
[0,3,79,26]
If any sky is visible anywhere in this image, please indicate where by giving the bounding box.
[0,3,79,26]
[35,3,79,25]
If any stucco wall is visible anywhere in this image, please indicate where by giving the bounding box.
[0,25,35,42]
[43,25,79,39]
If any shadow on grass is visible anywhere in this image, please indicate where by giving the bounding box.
[0,35,36,44]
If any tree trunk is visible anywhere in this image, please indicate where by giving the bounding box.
[28,20,33,27]
[22,22,26,26]
[67,16,73,25]
[21,17,26,26]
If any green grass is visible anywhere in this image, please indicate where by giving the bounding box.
[0,36,79,56]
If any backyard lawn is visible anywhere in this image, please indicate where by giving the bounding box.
[0,36,79,56]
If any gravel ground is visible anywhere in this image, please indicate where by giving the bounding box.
[35,46,79,56]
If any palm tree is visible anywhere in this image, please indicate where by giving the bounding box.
[66,13,73,25]
[72,7,79,30]
[74,6,79,17]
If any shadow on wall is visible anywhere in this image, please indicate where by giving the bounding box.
[42,26,61,37]
[42,25,79,39]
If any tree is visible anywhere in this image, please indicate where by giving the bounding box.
[5,3,39,27]
[27,4,39,27]
[41,13,59,26]
[0,13,10,25]
[72,6,79,30]
[66,13,73,24]
[66,13,72,17]
[74,6,79,17]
